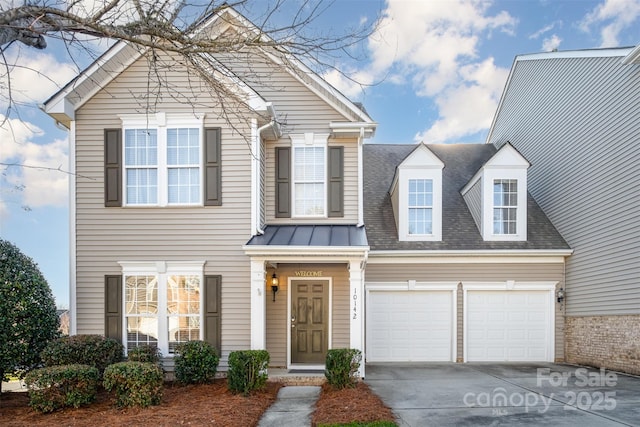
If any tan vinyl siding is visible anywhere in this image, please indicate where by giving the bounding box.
[265,263,350,367]
[463,178,482,232]
[265,139,359,224]
[74,52,255,365]
[488,54,640,316]
[365,261,566,362]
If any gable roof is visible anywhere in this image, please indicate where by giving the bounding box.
[363,143,570,252]
[42,5,375,132]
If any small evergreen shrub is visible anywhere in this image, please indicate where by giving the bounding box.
[103,362,163,408]
[325,348,362,389]
[128,344,163,366]
[24,364,99,413]
[227,350,270,395]
[41,334,124,376]
[174,340,219,384]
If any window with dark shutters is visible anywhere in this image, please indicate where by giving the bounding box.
[203,275,222,355]
[104,129,122,207]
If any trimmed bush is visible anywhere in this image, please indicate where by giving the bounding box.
[128,344,163,366]
[41,334,124,376]
[325,348,362,389]
[174,340,219,384]
[24,364,99,413]
[227,350,269,396]
[103,362,163,408]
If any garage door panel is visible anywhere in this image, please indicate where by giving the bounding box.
[466,290,552,362]
[367,290,454,362]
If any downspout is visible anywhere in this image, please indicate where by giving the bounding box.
[357,126,365,227]
[254,118,277,235]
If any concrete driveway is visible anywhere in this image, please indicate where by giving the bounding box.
[365,363,640,426]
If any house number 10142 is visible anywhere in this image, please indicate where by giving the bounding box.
[352,288,357,319]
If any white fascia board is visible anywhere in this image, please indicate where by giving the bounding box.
[330,122,378,138]
[243,245,369,258]
[367,249,573,264]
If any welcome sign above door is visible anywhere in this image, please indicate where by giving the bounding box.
[294,271,323,277]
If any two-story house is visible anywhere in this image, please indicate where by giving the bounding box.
[43,5,572,376]
[487,46,640,375]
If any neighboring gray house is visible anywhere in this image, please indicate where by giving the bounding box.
[487,46,640,375]
[42,4,574,376]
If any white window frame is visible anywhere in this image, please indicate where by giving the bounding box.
[119,261,205,356]
[481,168,527,241]
[120,113,204,207]
[290,133,329,218]
[399,168,442,241]
[492,179,518,235]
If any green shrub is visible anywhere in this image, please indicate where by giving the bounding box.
[41,334,123,376]
[128,344,163,366]
[174,340,219,384]
[103,362,163,408]
[24,364,99,413]
[227,350,269,396]
[325,348,362,389]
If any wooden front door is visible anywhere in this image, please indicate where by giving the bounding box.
[291,280,329,364]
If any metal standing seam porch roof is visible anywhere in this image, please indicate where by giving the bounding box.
[246,225,368,247]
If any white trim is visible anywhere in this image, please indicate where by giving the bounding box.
[462,281,557,363]
[367,250,572,264]
[251,119,259,235]
[349,260,365,377]
[365,282,457,362]
[243,246,370,259]
[250,260,267,350]
[515,47,631,62]
[287,277,333,369]
[69,120,77,335]
[357,136,364,226]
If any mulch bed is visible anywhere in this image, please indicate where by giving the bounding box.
[1,379,395,426]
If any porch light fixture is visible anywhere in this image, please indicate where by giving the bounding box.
[271,273,279,302]
[557,288,565,304]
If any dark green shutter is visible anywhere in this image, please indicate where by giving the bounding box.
[204,128,222,206]
[203,275,221,355]
[275,147,291,218]
[104,129,122,207]
[328,146,344,217]
[105,275,122,342]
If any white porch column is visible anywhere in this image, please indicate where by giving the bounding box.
[348,259,365,377]
[250,259,267,349]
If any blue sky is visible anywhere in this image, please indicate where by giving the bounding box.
[1,0,639,308]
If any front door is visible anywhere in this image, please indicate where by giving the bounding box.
[291,280,329,364]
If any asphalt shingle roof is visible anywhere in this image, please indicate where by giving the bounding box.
[363,143,570,251]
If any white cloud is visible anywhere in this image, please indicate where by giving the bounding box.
[0,50,77,109]
[0,116,69,210]
[529,21,563,40]
[542,35,562,51]
[361,0,516,143]
[580,0,640,47]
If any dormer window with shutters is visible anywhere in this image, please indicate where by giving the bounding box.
[389,143,444,241]
[461,142,529,241]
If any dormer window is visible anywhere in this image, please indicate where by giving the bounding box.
[408,179,433,235]
[389,144,444,241]
[461,142,529,242]
[493,179,517,235]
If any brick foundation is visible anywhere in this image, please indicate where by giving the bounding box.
[565,315,640,375]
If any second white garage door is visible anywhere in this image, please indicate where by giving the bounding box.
[366,290,454,362]
[465,290,553,362]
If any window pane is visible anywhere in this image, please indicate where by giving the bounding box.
[167,128,199,165]
[168,167,200,204]
[294,147,324,181]
[293,146,325,215]
[409,207,432,235]
[125,275,159,349]
[167,275,201,354]
[295,183,324,215]
[125,129,157,166]
[126,169,158,205]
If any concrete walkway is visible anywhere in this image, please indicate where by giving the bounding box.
[258,385,321,427]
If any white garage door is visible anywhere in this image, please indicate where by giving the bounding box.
[466,290,552,362]
[367,290,454,362]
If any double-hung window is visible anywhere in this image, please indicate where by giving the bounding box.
[408,179,433,235]
[121,261,203,355]
[493,179,517,235]
[122,114,203,206]
[291,134,328,217]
